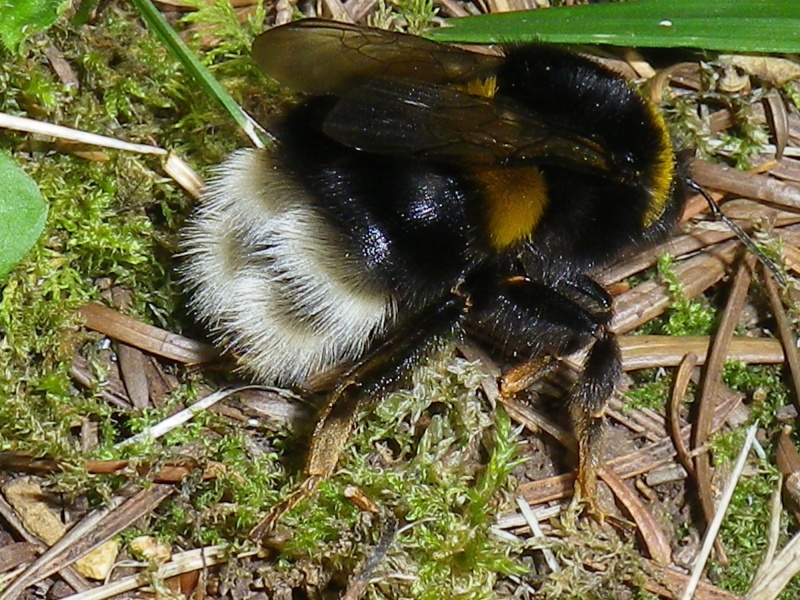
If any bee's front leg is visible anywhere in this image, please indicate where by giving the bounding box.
[567,329,621,516]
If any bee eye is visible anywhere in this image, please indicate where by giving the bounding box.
[611,151,641,182]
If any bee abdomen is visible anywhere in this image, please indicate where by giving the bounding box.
[180,149,396,385]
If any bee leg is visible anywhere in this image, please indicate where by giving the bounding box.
[250,292,469,541]
[500,355,558,396]
[567,328,621,517]
[466,274,620,514]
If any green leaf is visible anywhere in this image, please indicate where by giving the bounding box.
[428,0,800,54]
[0,153,48,280]
[0,0,67,53]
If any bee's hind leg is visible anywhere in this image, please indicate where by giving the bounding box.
[250,292,469,542]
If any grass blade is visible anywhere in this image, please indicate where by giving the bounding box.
[429,0,800,54]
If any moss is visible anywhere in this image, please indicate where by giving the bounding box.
[661,60,776,169]
[704,452,800,598]
[723,362,790,415]
[0,3,278,505]
[370,0,439,34]
[275,358,525,597]
[535,517,656,600]
[623,373,676,412]
[784,82,800,111]
[640,254,717,337]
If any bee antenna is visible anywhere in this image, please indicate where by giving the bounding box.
[686,178,787,288]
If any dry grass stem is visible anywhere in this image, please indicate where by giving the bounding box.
[751,474,785,589]
[693,254,756,564]
[518,391,744,506]
[619,335,786,370]
[115,387,255,448]
[596,464,673,565]
[341,516,398,600]
[669,352,699,477]
[682,424,759,600]
[78,302,219,365]
[60,545,251,600]
[0,454,223,483]
[692,161,800,211]
[0,112,167,156]
[746,530,800,600]
[515,496,560,572]
[762,265,800,415]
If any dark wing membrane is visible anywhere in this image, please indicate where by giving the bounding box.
[323,78,615,172]
[252,19,501,95]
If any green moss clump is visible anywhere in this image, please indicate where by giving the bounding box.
[273,358,525,598]
[0,4,275,495]
[639,254,717,337]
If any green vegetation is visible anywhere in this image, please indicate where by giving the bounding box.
[0,1,271,524]
[277,359,526,597]
[649,254,718,337]
[663,61,774,169]
[0,0,66,52]
[370,0,439,34]
[429,0,800,54]
[625,254,714,411]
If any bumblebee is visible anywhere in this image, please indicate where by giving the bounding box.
[180,19,686,534]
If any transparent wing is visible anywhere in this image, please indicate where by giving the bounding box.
[252,19,501,95]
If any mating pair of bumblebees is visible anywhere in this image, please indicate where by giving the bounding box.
[181,18,688,535]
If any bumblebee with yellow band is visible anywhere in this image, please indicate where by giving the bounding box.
[180,18,686,537]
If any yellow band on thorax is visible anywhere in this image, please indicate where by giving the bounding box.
[472,166,549,251]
